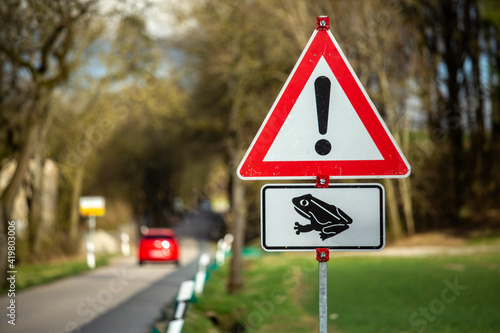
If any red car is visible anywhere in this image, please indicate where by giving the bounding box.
[138,228,180,266]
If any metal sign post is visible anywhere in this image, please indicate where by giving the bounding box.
[317,248,329,333]
[86,215,96,269]
[316,177,329,333]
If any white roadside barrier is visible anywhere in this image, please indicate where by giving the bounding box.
[166,319,184,333]
[121,232,130,256]
[215,233,234,267]
[167,234,233,332]
[215,239,225,266]
[167,280,195,333]
[195,253,211,295]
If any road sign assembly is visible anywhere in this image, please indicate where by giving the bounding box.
[237,15,410,180]
[237,16,411,333]
[79,196,105,269]
[261,184,385,251]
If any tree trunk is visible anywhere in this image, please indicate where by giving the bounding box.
[69,165,84,250]
[0,93,46,287]
[29,97,55,259]
[227,170,247,293]
[1,119,42,225]
[399,117,415,236]
[378,68,408,239]
[226,92,246,293]
[29,143,44,258]
[226,38,248,293]
[442,0,465,222]
[383,179,403,240]
[399,178,415,236]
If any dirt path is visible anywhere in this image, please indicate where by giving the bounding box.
[338,231,500,257]
[375,243,500,257]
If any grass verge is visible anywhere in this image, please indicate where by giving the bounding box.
[184,250,500,333]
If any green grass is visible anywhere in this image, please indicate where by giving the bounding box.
[466,230,500,245]
[184,251,500,332]
[184,255,319,333]
[307,254,500,332]
[2,255,113,293]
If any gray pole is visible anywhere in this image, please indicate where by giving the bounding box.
[319,260,328,332]
[317,248,329,333]
[86,215,96,269]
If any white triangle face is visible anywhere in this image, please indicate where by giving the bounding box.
[264,57,384,162]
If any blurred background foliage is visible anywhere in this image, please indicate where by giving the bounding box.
[1,0,499,267]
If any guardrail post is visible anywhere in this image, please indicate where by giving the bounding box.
[195,253,211,295]
[121,232,130,256]
[215,234,234,267]
[167,280,195,333]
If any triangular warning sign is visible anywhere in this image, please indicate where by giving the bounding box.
[237,16,410,180]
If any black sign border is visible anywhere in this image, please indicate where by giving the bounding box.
[261,183,385,251]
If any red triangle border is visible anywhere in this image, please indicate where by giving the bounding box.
[238,27,410,179]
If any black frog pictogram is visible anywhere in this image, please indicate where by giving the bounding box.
[293,194,353,240]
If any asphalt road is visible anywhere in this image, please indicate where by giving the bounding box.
[0,211,220,333]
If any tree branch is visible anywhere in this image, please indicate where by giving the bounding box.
[0,44,37,79]
[38,24,66,74]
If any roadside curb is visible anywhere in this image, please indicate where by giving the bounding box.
[164,234,233,333]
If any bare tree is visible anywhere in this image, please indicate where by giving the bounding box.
[0,0,97,285]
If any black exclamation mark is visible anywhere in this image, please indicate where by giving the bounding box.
[314,76,331,155]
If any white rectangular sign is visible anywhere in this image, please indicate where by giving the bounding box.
[79,196,105,216]
[261,184,385,251]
